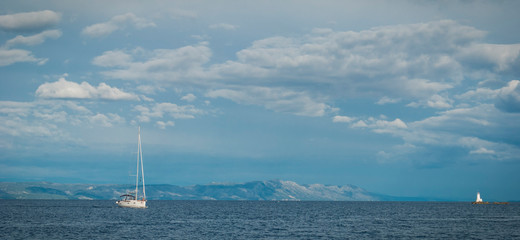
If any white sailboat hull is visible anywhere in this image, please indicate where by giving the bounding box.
[116,199,147,208]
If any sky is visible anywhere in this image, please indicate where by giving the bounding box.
[1,0,519,201]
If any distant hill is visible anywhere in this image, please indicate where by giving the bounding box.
[0,180,417,201]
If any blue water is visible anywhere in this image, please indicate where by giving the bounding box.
[1,200,519,239]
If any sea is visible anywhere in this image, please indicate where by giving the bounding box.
[1,200,519,239]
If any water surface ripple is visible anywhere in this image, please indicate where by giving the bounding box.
[1,200,519,239]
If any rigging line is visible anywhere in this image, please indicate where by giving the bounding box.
[140,127,146,200]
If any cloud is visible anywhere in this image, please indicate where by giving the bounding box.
[136,85,165,95]
[0,27,61,67]
[335,102,520,162]
[455,80,520,113]
[401,79,454,98]
[90,49,133,67]
[456,86,499,102]
[332,115,355,123]
[226,20,482,80]
[352,120,368,128]
[156,120,175,129]
[346,116,408,134]
[89,19,520,132]
[0,108,52,139]
[0,100,84,139]
[457,43,520,72]
[4,29,62,48]
[376,97,400,105]
[168,8,198,19]
[181,93,197,102]
[375,118,408,130]
[33,110,68,123]
[82,13,156,38]
[92,44,211,81]
[407,94,453,109]
[134,102,205,124]
[0,115,56,137]
[36,77,139,100]
[495,80,520,113]
[0,10,61,32]
[203,20,483,106]
[410,106,519,160]
[206,86,332,117]
[0,48,47,66]
[0,100,90,119]
[0,101,34,116]
[470,147,495,155]
[0,100,131,147]
[90,20,517,115]
[209,60,271,79]
[88,113,124,127]
[209,23,238,31]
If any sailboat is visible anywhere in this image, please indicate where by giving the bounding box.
[116,127,147,208]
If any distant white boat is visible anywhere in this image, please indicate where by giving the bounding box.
[116,127,147,208]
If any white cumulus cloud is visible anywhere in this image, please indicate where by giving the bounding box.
[36,77,139,100]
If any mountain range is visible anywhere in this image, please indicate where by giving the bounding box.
[0,180,424,201]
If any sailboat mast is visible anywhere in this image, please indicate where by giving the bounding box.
[140,127,146,200]
[135,126,140,198]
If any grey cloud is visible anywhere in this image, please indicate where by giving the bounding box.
[134,102,204,124]
[456,80,520,113]
[340,102,520,162]
[206,87,332,117]
[0,48,47,66]
[215,20,483,102]
[4,29,62,48]
[495,80,520,113]
[457,44,520,73]
[92,20,520,120]
[93,44,212,81]
[82,13,155,38]
[209,23,238,31]
[0,10,61,32]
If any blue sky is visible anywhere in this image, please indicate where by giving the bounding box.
[1,0,519,201]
